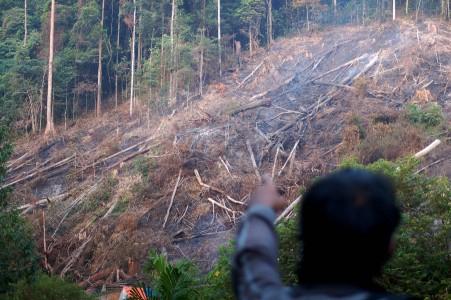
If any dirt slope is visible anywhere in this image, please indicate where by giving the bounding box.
[4,20,450,291]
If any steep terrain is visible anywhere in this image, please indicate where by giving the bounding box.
[4,20,450,292]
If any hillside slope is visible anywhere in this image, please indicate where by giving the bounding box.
[4,20,450,291]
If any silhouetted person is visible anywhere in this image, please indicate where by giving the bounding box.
[233,169,414,300]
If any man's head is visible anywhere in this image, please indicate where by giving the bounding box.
[298,169,400,285]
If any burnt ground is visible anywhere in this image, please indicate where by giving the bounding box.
[4,19,450,292]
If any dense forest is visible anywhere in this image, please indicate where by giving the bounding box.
[0,0,450,135]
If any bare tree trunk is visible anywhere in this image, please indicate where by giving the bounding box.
[416,0,422,22]
[306,6,310,31]
[393,0,396,20]
[44,0,56,137]
[217,0,222,78]
[249,25,253,58]
[39,70,46,132]
[129,0,136,117]
[115,2,120,109]
[137,1,142,70]
[406,0,409,14]
[333,0,337,17]
[199,28,204,96]
[169,0,176,104]
[96,0,105,117]
[24,0,27,46]
[266,0,273,47]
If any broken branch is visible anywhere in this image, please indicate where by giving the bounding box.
[163,169,182,229]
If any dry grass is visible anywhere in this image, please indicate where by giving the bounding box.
[359,121,423,163]
[411,89,435,104]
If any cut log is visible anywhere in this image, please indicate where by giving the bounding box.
[278,139,300,176]
[194,169,245,205]
[230,99,272,116]
[163,169,182,229]
[52,182,100,238]
[237,61,265,89]
[246,140,261,180]
[1,154,75,190]
[60,236,92,278]
[309,53,369,83]
[414,139,441,158]
[342,51,380,84]
[275,195,302,224]
[207,197,234,214]
[18,193,69,214]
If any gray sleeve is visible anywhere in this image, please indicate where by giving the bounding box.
[232,205,291,300]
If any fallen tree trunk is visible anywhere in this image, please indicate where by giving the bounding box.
[414,139,441,158]
[275,195,302,224]
[60,236,92,278]
[237,61,265,89]
[230,99,272,116]
[1,154,75,190]
[18,193,69,215]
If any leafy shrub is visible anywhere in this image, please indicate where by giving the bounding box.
[405,103,443,128]
[3,274,94,300]
[0,125,12,209]
[339,157,450,298]
[229,158,450,299]
[203,244,235,300]
[133,157,152,179]
[81,176,117,213]
[143,251,204,300]
[277,218,300,285]
[0,211,39,294]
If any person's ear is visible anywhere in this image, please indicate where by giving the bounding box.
[387,238,396,258]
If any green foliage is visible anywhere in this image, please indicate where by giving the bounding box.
[203,244,235,300]
[81,176,117,214]
[0,125,12,208]
[0,211,39,294]
[276,218,301,285]
[234,0,265,27]
[3,274,94,300]
[111,196,129,215]
[143,251,203,300]
[133,156,151,179]
[405,103,444,128]
[339,157,451,298]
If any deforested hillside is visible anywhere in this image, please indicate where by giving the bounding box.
[2,18,449,297]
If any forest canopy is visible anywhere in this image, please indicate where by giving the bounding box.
[0,0,449,134]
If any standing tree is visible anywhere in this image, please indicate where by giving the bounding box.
[115,1,121,108]
[23,0,27,46]
[266,0,273,47]
[218,0,222,78]
[293,0,321,31]
[393,0,396,20]
[169,0,177,104]
[130,0,137,116]
[96,0,105,117]
[44,0,56,137]
[235,0,265,58]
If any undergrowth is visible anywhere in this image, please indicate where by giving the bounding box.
[405,103,444,129]
[141,157,450,300]
[1,274,95,300]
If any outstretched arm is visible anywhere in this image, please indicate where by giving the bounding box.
[232,176,290,300]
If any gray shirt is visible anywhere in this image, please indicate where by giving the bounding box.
[232,205,411,300]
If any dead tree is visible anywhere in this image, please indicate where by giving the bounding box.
[96,0,105,117]
[45,0,56,137]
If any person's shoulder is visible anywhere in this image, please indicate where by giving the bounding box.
[289,285,416,300]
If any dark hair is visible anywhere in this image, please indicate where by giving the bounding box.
[298,169,401,286]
